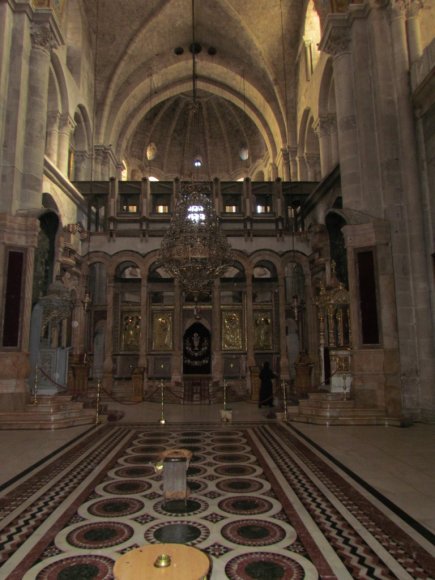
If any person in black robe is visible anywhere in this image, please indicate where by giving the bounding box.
[258,361,276,407]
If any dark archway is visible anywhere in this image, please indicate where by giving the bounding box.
[183,322,211,375]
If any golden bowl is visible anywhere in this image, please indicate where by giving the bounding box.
[154,553,171,568]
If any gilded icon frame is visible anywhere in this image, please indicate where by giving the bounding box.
[221,309,244,351]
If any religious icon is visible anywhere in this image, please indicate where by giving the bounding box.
[222,310,243,350]
[122,313,141,351]
[152,312,173,350]
[254,311,273,350]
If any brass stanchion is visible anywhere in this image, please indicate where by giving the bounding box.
[32,366,39,405]
[95,378,101,425]
[159,379,166,425]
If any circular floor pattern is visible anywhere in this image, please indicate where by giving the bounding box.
[102,479,151,495]
[36,555,114,580]
[186,464,207,477]
[180,431,203,437]
[129,445,167,454]
[144,520,210,545]
[186,479,207,493]
[113,466,155,478]
[214,464,257,477]
[218,495,273,515]
[178,438,202,445]
[225,552,305,580]
[154,497,208,516]
[123,454,160,464]
[214,453,253,464]
[221,519,286,546]
[212,444,249,453]
[66,522,134,549]
[87,497,144,518]
[189,453,208,464]
[212,437,245,444]
[216,478,264,494]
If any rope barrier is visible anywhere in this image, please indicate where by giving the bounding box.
[37,366,69,392]
[101,385,161,405]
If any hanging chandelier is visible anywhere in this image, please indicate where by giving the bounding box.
[159,0,232,296]
[159,182,232,296]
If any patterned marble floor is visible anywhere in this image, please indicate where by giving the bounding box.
[0,421,434,579]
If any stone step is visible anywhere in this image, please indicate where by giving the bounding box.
[0,395,97,430]
[307,392,350,401]
[295,405,385,418]
[299,399,355,410]
[289,415,401,427]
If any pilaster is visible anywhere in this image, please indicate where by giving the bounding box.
[319,14,363,208]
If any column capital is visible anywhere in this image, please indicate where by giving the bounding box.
[30,10,63,52]
[47,110,61,127]
[319,15,352,57]
[391,0,424,18]
[59,112,76,133]
[313,114,337,137]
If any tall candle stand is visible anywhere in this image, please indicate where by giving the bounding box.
[159,379,166,425]
[95,378,101,425]
[281,380,288,422]
[32,366,39,405]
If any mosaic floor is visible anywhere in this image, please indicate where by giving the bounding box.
[0,422,434,579]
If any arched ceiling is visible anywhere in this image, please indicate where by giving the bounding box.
[80,0,306,179]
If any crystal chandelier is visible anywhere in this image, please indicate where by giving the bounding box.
[159,182,232,296]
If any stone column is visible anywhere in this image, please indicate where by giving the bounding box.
[73,151,90,181]
[313,115,335,176]
[138,276,148,368]
[305,153,321,181]
[281,148,291,180]
[288,147,298,181]
[21,18,61,209]
[102,278,114,392]
[404,0,422,63]
[319,16,362,208]
[45,111,60,164]
[0,9,30,213]
[245,273,255,384]
[212,280,222,381]
[137,274,148,394]
[57,113,76,177]
[278,277,290,381]
[389,0,435,418]
[172,281,182,383]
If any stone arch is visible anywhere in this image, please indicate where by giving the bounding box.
[71,105,93,180]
